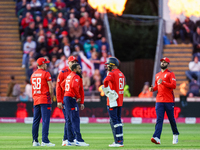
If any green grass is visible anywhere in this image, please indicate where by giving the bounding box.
[0,123,200,149]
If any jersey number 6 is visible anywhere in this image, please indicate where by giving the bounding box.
[65,80,70,91]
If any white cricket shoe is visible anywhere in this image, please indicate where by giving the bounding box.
[41,142,55,146]
[151,137,161,144]
[33,140,40,146]
[109,142,124,147]
[173,135,178,144]
[76,141,89,146]
[62,140,68,146]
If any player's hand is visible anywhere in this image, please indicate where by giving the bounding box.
[57,102,63,109]
[157,79,162,84]
[76,98,81,103]
[80,104,85,110]
[149,85,154,92]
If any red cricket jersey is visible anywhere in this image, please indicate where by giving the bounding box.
[30,69,52,106]
[153,69,176,103]
[104,69,125,107]
[61,71,84,104]
[56,67,72,104]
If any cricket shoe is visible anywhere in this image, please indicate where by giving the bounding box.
[173,135,178,144]
[32,140,40,146]
[109,142,124,147]
[151,137,161,144]
[41,142,55,146]
[76,141,89,146]
[62,140,68,146]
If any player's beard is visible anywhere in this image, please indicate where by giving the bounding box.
[76,71,82,78]
[160,64,168,69]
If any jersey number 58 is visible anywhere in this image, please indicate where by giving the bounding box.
[32,78,41,90]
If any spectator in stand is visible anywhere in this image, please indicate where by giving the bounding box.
[68,13,78,28]
[35,48,51,60]
[93,11,103,26]
[82,20,94,40]
[21,12,34,29]
[77,0,90,13]
[82,71,90,91]
[185,56,200,83]
[36,35,47,53]
[46,23,55,34]
[49,55,60,77]
[95,24,104,40]
[22,36,36,68]
[172,18,184,44]
[27,57,37,79]
[62,37,71,58]
[49,46,61,59]
[16,0,27,18]
[97,37,109,52]
[90,69,101,91]
[182,17,195,43]
[43,0,57,13]
[24,22,36,40]
[84,39,98,58]
[6,76,16,97]
[69,21,83,41]
[55,0,66,11]
[193,26,200,54]
[58,54,68,72]
[100,45,108,54]
[43,11,56,28]
[90,51,100,70]
[35,15,42,30]
[21,4,35,19]
[47,33,59,52]
[36,23,44,33]
[56,12,65,25]
[24,79,32,100]
[78,6,86,19]
[42,4,51,18]
[138,82,153,98]
[79,12,91,26]
[187,81,200,97]
[56,20,68,41]
[71,38,83,52]
[30,0,42,15]
[99,52,108,80]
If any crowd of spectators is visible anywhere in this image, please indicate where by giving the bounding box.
[172,17,200,97]
[14,0,111,97]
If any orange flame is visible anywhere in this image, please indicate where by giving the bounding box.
[168,0,200,17]
[98,85,105,96]
[88,0,127,16]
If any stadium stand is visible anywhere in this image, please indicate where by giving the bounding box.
[0,0,26,98]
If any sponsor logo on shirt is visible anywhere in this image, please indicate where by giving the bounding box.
[164,74,167,78]
[67,76,71,79]
[57,79,60,82]
[75,79,79,82]
[172,78,176,81]
[49,77,51,79]
[157,76,159,79]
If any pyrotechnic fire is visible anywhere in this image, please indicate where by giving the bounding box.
[88,0,127,15]
[168,0,200,17]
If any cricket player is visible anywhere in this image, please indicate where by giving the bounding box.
[61,63,89,146]
[31,57,55,147]
[102,57,125,147]
[56,56,78,146]
[149,57,179,144]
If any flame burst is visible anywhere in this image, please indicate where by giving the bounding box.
[168,0,200,17]
[88,0,127,16]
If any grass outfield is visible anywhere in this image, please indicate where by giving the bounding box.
[0,123,200,149]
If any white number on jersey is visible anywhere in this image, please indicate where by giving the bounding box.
[32,78,41,90]
[119,78,124,90]
[65,80,70,91]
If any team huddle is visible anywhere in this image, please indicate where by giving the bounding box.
[30,56,179,147]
